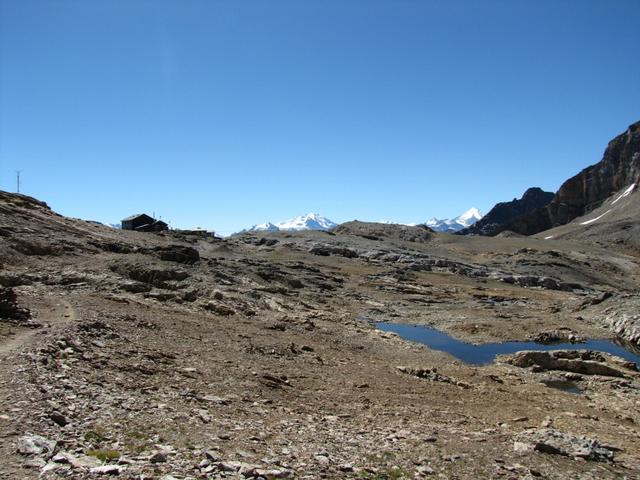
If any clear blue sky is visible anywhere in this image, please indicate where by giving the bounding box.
[1,1,639,234]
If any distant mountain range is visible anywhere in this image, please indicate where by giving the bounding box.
[239,209,484,235]
[426,208,483,232]
[241,213,338,233]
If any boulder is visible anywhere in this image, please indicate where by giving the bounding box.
[11,238,62,256]
[396,366,470,388]
[529,329,585,344]
[90,465,125,475]
[514,428,616,461]
[0,287,31,322]
[17,434,57,457]
[204,302,235,316]
[499,350,633,377]
[606,310,640,346]
[149,451,168,463]
[308,244,358,258]
[335,221,433,243]
[0,272,37,287]
[119,280,152,293]
[48,411,69,427]
[111,263,189,287]
[155,245,200,264]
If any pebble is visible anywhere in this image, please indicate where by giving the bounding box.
[149,451,168,463]
[90,465,124,475]
[416,465,435,475]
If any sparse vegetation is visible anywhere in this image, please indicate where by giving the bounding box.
[87,449,121,462]
[84,425,109,444]
[124,428,152,455]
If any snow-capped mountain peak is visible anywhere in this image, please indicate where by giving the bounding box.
[456,208,483,227]
[248,221,279,232]
[426,208,483,232]
[240,213,337,233]
[277,213,337,231]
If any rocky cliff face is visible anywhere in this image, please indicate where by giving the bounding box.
[510,121,640,235]
[459,187,554,236]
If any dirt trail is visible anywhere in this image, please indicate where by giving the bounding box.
[0,296,79,479]
[0,297,76,356]
[0,328,36,356]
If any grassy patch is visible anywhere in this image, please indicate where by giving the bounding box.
[124,428,152,455]
[87,449,121,462]
[84,425,109,443]
[125,429,150,441]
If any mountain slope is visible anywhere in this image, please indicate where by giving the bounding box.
[510,120,640,235]
[534,182,639,252]
[459,188,554,236]
[427,208,483,232]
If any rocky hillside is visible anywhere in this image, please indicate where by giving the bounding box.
[459,188,554,236]
[333,221,434,243]
[510,120,640,235]
[2,190,640,479]
[531,181,640,255]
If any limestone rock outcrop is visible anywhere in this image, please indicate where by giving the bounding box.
[511,120,640,235]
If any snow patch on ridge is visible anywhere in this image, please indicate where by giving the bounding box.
[580,209,612,225]
[611,183,636,205]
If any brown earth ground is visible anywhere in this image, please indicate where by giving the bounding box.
[1,191,639,479]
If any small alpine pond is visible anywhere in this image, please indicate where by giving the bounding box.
[375,322,640,367]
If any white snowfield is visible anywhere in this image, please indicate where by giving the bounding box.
[611,183,636,205]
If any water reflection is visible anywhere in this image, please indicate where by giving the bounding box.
[374,322,640,367]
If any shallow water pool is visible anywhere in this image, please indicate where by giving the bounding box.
[375,322,640,366]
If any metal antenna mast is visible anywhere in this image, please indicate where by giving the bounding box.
[16,171,21,194]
